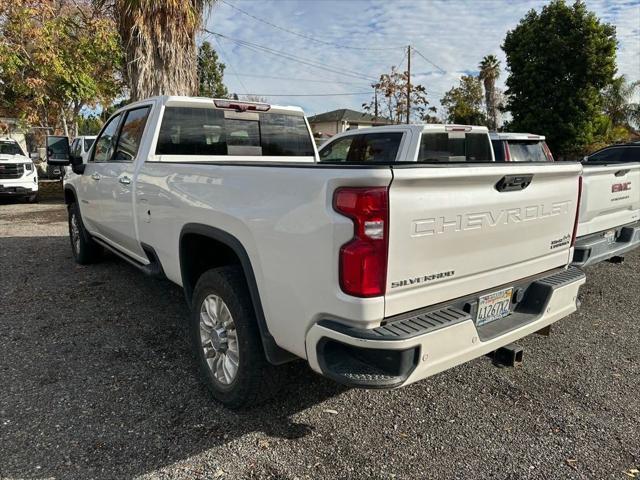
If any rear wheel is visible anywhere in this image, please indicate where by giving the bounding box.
[25,193,38,203]
[68,202,101,264]
[191,266,284,409]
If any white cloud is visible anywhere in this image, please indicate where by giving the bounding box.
[203,0,640,116]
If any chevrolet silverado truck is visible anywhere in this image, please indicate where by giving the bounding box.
[572,145,640,266]
[47,98,585,408]
[0,137,38,202]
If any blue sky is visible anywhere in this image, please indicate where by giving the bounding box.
[202,0,640,117]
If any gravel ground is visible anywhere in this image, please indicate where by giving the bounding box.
[1,198,638,480]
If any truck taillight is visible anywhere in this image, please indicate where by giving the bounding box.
[571,176,583,247]
[333,187,388,297]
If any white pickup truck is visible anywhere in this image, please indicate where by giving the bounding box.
[0,137,38,202]
[572,146,640,266]
[48,97,585,408]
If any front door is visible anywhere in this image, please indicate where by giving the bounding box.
[96,106,152,261]
[77,113,123,235]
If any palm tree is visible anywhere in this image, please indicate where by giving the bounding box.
[602,75,640,128]
[478,55,501,130]
[114,0,215,101]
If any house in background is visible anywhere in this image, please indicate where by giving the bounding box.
[307,109,394,140]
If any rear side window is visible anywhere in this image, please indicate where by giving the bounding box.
[418,132,492,162]
[156,107,314,157]
[507,140,549,162]
[84,138,95,152]
[621,147,638,162]
[319,133,403,163]
[587,147,623,163]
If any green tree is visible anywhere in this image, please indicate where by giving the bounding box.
[0,0,123,134]
[198,41,228,98]
[502,0,617,156]
[441,75,486,125]
[602,75,640,129]
[115,0,215,101]
[478,55,501,130]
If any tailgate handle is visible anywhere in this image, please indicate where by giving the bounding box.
[615,169,629,177]
[495,174,533,192]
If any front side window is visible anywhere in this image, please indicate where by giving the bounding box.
[319,133,403,163]
[113,107,151,162]
[92,114,122,163]
[155,107,314,157]
[418,132,492,163]
[319,136,356,162]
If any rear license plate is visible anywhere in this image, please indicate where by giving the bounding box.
[604,229,616,244]
[476,287,513,326]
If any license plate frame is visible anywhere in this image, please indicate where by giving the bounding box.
[476,287,513,326]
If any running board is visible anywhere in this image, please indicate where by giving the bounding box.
[92,238,164,277]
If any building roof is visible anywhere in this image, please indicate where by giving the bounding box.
[307,109,393,125]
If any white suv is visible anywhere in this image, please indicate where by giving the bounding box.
[0,137,38,202]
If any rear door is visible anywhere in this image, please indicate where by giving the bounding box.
[385,163,582,317]
[577,162,640,237]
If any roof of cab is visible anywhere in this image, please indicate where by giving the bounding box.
[490,132,545,141]
[118,95,305,116]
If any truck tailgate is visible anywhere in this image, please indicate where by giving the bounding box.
[385,163,582,317]
[577,163,640,237]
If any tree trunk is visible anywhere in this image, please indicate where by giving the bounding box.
[116,1,206,101]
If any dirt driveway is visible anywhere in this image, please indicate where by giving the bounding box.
[1,199,638,479]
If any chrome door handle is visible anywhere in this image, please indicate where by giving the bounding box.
[119,176,131,185]
[91,173,101,181]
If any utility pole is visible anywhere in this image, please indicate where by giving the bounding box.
[374,86,378,119]
[406,45,411,124]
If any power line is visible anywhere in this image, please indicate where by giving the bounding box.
[219,0,404,52]
[213,37,249,94]
[231,73,367,86]
[205,30,377,82]
[239,92,372,97]
[411,47,447,74]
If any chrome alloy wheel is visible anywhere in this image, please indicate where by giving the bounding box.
[70,212,81,254]
[199,294,239,385]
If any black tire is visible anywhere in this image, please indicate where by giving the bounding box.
[68,202,102,264]
[26,193,38,203]
[191,266,284,409]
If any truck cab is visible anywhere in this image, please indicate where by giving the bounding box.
[0,137,38,202]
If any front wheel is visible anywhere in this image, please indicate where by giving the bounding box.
[191,266,285,409]
[68,202,102,264]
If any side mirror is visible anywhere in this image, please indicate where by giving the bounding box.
[46,136,71,166]
[582,156,589,162]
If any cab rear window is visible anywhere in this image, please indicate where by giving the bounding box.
[418,132,492,163]
[507,140,549,162]
[156,107,314,157]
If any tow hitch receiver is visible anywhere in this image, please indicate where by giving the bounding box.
[607,256,625,264]
[490,343,524,367]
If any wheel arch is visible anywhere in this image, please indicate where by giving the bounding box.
[179,223,296,365]
[64,184,77,205]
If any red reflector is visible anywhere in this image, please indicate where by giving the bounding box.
[571,176,582,247]
[213,99,271,112]
[333,187,388,297]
